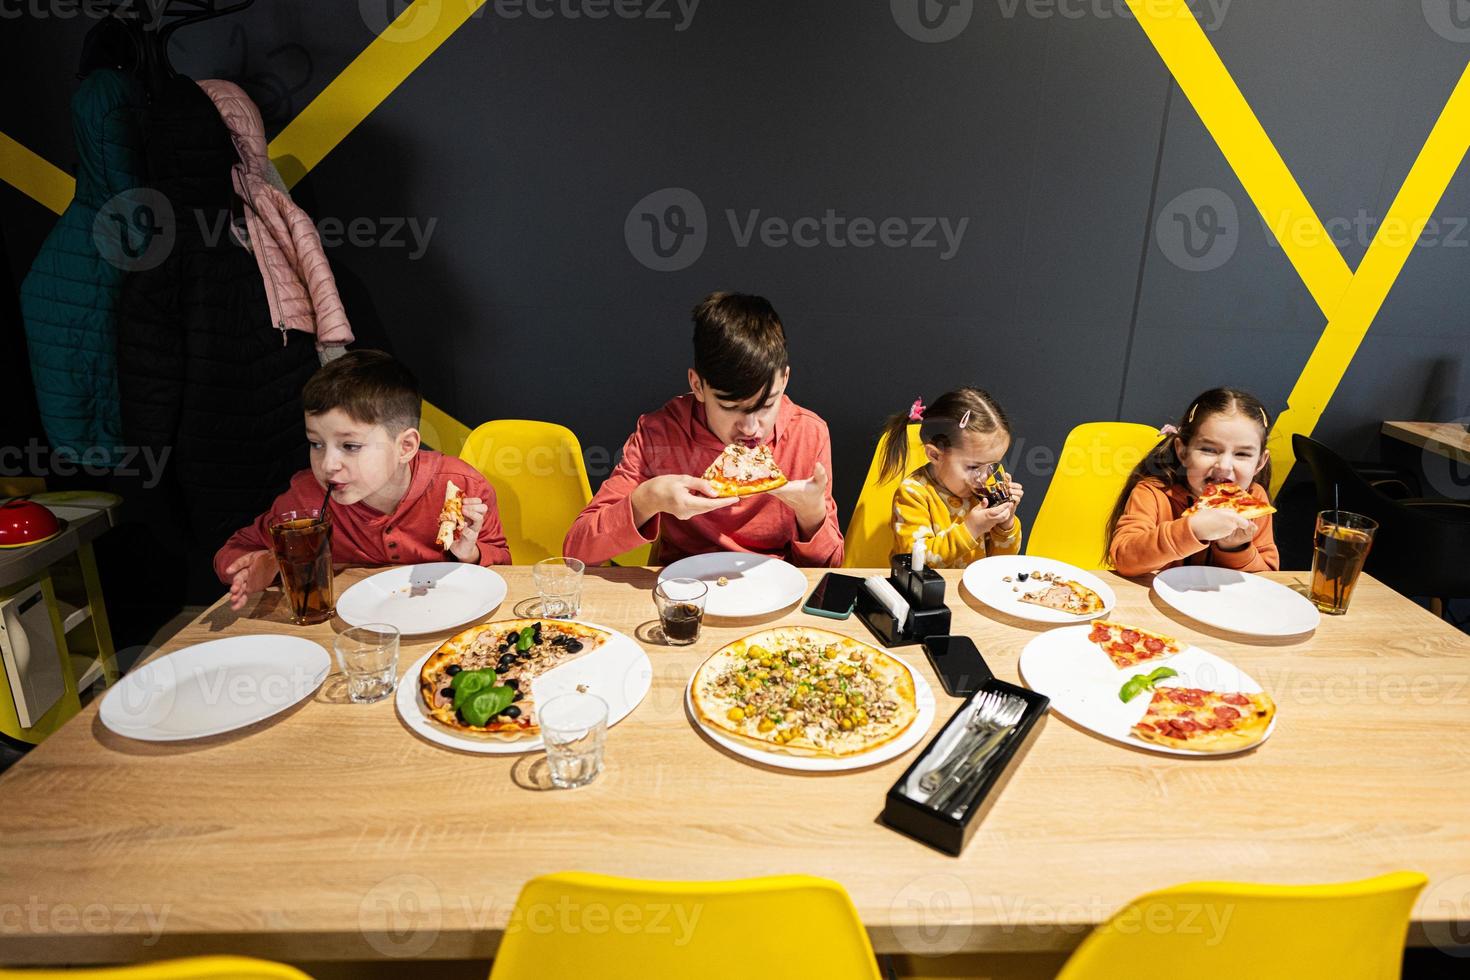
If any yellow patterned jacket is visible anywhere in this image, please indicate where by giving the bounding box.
[890,467,1023,569]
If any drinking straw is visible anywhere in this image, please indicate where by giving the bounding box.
[314,482,333,525]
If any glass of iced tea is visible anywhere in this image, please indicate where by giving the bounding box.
[1310,510,1378,615]
[654,577,708,646]
[268,509,335,625]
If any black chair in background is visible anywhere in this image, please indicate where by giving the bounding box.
[1293,434,1470,616]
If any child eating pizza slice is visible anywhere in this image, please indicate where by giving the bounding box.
[563,291,843,567]
[214,351,511,612]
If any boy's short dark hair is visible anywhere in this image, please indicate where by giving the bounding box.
[691,292,789,406]
[302,350,421,434]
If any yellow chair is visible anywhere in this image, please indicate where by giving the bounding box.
[843,423,926,569]
[0,956,313,979]
[1025,421,1162,568]
[1055,872,1427,980]
[460,420,651,566]
[488,872,883,980]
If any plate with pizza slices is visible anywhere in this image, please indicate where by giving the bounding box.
[961,555,1115,624]
[685,625,937,772]
[337,562,507,635]
[659,552,808,618]
[396,617,652,753]
[703,443,789,497]
[1152,566,1320,637]
[1018,621,1276,756]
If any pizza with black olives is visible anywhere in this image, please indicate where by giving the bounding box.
[419,618,607,739]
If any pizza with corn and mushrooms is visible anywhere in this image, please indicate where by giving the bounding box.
[690,626,918,757]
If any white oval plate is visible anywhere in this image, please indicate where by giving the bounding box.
[962,555,1116,623]
[337,563,507,635]
[1153,566,1320,637]
[1018,625,1275,757]
[395,620,652,754]
[684,651,937,772]
[659,552,807,618]
[99,635,330,741]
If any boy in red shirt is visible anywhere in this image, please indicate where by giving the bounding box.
[564,292,843,567]
[215,350,511,610]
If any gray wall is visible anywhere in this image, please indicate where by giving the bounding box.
[4,0,1468,536]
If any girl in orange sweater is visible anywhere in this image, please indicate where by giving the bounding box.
[1106,388,1279,576]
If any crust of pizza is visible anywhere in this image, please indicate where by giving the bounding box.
[1018,579,1106,616]
[1183,482,1277,520]
[436,480,466,549]
[1088,620,1183,669]
[690,626,918,758]
[703,444,789,497]
[1130,688,1275,752]
[419,618,607,739]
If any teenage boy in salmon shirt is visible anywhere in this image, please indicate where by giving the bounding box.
[564,292,843,567]
[215,350,511,610]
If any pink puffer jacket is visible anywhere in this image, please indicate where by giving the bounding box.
[199,79,352,349]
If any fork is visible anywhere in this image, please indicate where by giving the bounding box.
[926,693,1028,812]
[918,691,1009,793]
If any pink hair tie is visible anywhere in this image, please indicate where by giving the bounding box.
[1159,423,1180,436]
[908,398,926,422]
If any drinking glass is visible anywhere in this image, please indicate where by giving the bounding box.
[533,557,585,619]
[539,693,608,789]
[268,509,334,625]
[1309,510,1378,615]
[654,578,708,645]
[334,624,401,703]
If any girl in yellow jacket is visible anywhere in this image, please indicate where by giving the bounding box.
[878,387,1025,568]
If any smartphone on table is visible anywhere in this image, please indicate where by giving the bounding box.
[802,572,864,620]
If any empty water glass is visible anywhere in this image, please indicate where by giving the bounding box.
[539,692,608,789]
[334,624,400,703]
[534,556,585,619]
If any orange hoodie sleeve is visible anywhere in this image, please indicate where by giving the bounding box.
[1108,481,1208,576]
[1208,483,1279,572]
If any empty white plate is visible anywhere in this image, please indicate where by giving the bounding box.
[1153,566,1319,637]
[336,563,507,635]
[659,552,807,618]
[100,635,330,741]
[962,555,1116,624]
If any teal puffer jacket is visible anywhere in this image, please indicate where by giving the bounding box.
[19,69,147,466]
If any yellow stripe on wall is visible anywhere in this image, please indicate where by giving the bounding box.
[0,131,73,215]
[268,0,488,189]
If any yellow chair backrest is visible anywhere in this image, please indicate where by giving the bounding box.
[488,872,883,980]
[843,423,926,569]
[0,956,313,980]
[1026,421,1163,568]
[460,420,651,565]
[1056,872,1426,980]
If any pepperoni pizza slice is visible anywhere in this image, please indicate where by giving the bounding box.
[1087,620,1183,669]
[1130,687,1276,752]
[1182,482,1277,520]
[436,480,466,550]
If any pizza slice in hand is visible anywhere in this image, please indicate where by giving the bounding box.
[703,444,789,497]
[436,480,467,550]
[1087,620,1183,669]
[1183,482,1277,519]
